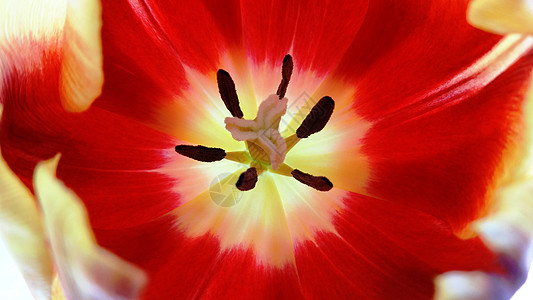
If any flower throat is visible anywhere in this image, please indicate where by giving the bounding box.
[175,55,334,192]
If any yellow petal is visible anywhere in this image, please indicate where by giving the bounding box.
[34,155,147,299]
[467,0,533,35]
[60,0,103,112]
[52,275,66,300]
[0,131,54,299]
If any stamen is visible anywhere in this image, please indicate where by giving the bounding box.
[236,167,258,191]
[296,96,335,138]
[291,169,333,192]
[276,55,293,99]
[225,151,252,164]
[217,69,244,118]
[175,145,226,162]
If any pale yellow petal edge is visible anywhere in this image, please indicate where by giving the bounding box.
[60,0,103,112]
[34,155,147,300]
[0,104,54,300]
[468,0,533,35]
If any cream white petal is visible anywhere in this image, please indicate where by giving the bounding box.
[0,0,66,44]
[34,155,147,300]
[0,148,54,300]
[435,219,533,300]
[0,0,66,79]
[435,271,515,300]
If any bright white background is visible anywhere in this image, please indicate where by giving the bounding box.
[0,238,34,299]
[0,237,532,299]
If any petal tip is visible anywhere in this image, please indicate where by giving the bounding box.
[467,0,533,35]
[60,0,103,112]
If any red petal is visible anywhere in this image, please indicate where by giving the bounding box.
[333,0,502,119]
[0,2,198,229]
[95,1,369,134]
[362,51,533,232]
[55,109,179,229]
[124,0,232,72]
[95,214,304,299]
[241,0,368,74]
[1,45,66,179]
[94,1,245,135]
[294,193,501,299]
[92,0,189,128]
[95,192,501,299]
[2,2,529,297]
[2,105,180,229]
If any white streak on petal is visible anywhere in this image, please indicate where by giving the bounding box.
[0,144,53,300]
[34,155,147,300]
[468,0,533,35]
[60,0,103,112]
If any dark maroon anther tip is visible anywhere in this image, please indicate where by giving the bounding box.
[175,145,226,162]
[291,169,333,192]
[217,69,244,118]
[236,167,258,191]
[282,55,293,79]
[276,54,294,99]
[296,96,335,138]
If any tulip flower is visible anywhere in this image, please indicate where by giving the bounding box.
[2,0,533,299]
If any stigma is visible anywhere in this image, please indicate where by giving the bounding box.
[174,55,335,192]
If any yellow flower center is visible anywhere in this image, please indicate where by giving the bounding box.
[158,52,371,267]
[175,55,335,192]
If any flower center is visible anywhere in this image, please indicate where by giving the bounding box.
[174,55,334,192]
[225,94,288,171]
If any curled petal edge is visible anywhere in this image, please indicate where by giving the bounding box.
[435,103,533,299]
[0,118,54,299]
[34,154,147,300]
[60,0,103,112]
[435,220,533,300]
[0,0,102,112]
